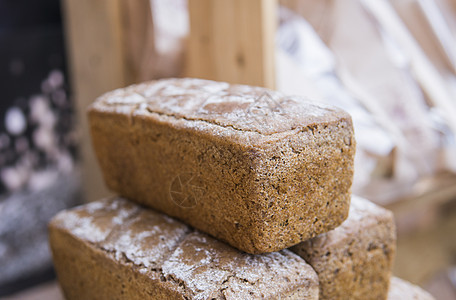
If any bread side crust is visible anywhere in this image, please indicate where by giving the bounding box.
[291,196,396,300]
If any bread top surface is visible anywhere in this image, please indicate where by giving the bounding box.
[346,195,395,225]
[50,197,318,299]
[89,78,351,138]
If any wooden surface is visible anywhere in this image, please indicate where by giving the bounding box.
[186,0,278,89]
[62,0,154,202]
[393,199,456,287]
[385,172,456,235]
[384,173,456,289]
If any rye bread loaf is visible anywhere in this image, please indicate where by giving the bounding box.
[291,196,396,300]
[388,277,435,300]
[88,78,355,253]
[49,197,319,300]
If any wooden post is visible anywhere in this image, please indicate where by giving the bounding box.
[62,0,154,201]
[186,0,278,89]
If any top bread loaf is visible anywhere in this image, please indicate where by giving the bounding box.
[88,78,355,254]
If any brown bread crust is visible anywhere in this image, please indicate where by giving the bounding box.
[49,197,319,300]
[291,196,396,300]
[88,78,355,253]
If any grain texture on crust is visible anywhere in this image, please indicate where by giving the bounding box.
[291,196,396,300]
[88,78,355,254]
[49,197,319,300]
[388,277,435,300]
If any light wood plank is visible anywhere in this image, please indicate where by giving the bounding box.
[121,0,156,83]
[186,0,277,89]
[62,0,154,202]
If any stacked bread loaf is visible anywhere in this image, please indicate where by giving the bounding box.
[49,78,434,299]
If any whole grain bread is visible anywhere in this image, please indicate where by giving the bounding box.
[88,78,355,253]
[49,197,319,300]
[291,196,396,300]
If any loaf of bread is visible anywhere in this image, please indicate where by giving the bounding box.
[49,197,319,300]
[291,196,396,300]
[388,277,435,300]
[88,78,355,253]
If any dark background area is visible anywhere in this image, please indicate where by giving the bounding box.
[0,0,79,295]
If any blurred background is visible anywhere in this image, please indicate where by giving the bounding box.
[1,0,455,299]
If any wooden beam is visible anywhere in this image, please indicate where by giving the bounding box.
[186,0,277,89]
[62,0,154,202]
[121,0,156,83]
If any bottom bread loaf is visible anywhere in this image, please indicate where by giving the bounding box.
[388,277,435,300]
[49,197,319,300]
[291,196,396,300]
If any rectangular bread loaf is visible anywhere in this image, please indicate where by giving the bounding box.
[88,78,355,253]
[291,196,396,300]
[49,197,319,300]
[388,277,435,300]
